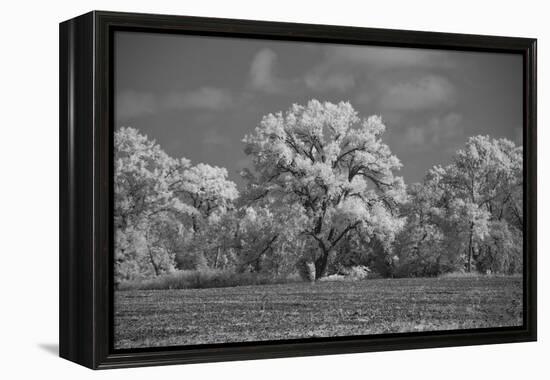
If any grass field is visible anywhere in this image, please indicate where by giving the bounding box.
[114,276,523,349]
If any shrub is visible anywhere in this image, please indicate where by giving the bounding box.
[438,270,484,279]
[318,274,348,282]
[438,270,523,279]
[117,269,302,290]
[343,265,371,280]
[319,265,371,282]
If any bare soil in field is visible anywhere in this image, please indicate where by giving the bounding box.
[114,276,522,349]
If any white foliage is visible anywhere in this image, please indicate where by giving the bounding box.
[243,100,407,278]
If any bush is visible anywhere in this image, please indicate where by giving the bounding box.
[438,270,485,279]
[319,265,371,282]
[117,269,302,290]
[318,274,348,282]
[343,265,371,280]
[438,270,522,279]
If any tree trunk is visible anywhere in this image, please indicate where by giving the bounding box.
[213,247,220,269]
[147,246,160,276]
[145,229,161,276]
[192,216,198,233]
[467,224,474,273]
[314,247,330,280]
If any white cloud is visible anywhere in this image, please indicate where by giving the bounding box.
[305,71,355,92]
[116,90,157,119]
[116,87,234,120]
[328,46,450,69]
[404,112,463,146]
[165,87,233,111]
[380,76,456,111]
[302,45,453,96]
[249,48,283,93]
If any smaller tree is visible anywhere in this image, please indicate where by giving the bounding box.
[393,183,449,277]
[173,163,239,269]
[440,136,522,272]
[476,220,522,274]
[235,203,308,276]
[114,127,191,281]
[114,127,192,231]
[398,136,523,275]
[173,163,239,233]
[142,212,182,276]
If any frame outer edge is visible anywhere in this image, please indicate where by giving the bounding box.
[59,17,73,363]
[59,11,96,369]
[93,9,113,368]
[527,38,537,341]
[58,10,538,369]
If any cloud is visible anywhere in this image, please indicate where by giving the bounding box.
[164,87,233,111]
[327,46,450,69]
[380,76,456,111]
[302,45,452,96]
[249,48,283,93]
[116,90,158,119]
[305,71,355,92]
[404,112,463,146]
[116,87,234,120]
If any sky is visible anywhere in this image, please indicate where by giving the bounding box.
[115,31,523,187]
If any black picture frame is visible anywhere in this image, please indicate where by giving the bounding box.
[59,10,537,369]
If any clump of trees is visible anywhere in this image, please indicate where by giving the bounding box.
[394,136,523,276]
[114,127,238,283]
[114,100,523,286]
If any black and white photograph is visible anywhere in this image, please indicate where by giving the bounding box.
[113,31,524,349]
[1,0,547,376]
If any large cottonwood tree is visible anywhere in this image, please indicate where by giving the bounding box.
[242,100,407,279]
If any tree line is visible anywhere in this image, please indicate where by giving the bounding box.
[114,100,523,285]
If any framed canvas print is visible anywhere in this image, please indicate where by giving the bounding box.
[59,11,537,369]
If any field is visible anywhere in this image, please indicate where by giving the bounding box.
[114,276,523,349]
